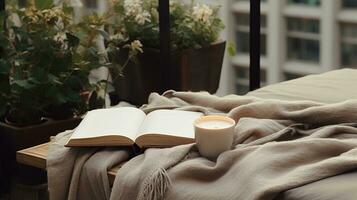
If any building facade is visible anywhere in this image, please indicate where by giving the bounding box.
[231,0,357,94]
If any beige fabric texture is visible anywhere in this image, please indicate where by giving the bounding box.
[111,91,357,200]
[247,68,357,103]
[47,131,130,200]
[48,90,357,200]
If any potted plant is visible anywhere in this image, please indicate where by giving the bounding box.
[0,5,90,149]
[0,1,141,192]
[0,1,141,134]
[109,0,226,105]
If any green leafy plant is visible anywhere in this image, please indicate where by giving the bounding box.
[0,2,141,125]
[112,0,225,50]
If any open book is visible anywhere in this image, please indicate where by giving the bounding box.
[66,107,203,148]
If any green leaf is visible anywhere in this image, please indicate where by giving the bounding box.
[66,33,80,48]
[64,75,82,90]
[35,0,53,10]
[48,73,63,85]
[227,42,237,57]
[0,59,10,74]
[13,80,35,89]
[62,5,74,15]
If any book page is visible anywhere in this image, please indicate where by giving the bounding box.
[137,110,203,140]
[71,107,146,141]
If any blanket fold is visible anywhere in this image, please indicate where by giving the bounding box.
[48,91,357,200]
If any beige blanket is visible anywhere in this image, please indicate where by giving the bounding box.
[48,91,357,200]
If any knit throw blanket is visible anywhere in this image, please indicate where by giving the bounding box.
[47,91,357,200]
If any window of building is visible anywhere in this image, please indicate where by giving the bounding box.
[234,67,266,95]
[342,0,357,8]
[288,0,320,6]
[284,73,302,80]
[341,23,357,67]
[235,14,267,56]
[286,17,320,63]
[232,0,268,94]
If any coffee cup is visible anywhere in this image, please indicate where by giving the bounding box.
[194,115,235,159]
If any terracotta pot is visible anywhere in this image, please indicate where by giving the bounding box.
[112,41,226,106]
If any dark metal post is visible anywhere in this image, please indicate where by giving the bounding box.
[249,0,261,91]
[0,0,5,11]
[159,0,171,91]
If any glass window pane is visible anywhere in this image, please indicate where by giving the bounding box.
[235,14,267,28]
[235,67,249,79]
[234,67,266,95]
[342,0,357,8]
[286,18,320,63]
[341,44,357,67]
[284,73,302,80]
[287,38,320,62]
[341,24,357,67]
[287,18,320,34]
[235,14,267,55]
[236,32,250,54]
[288,0,320,6]
[341,24,357,38]
[234,67,266,82]
[236,32,267,55]
[235,14,250,27]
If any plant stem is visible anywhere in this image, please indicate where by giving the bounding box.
[103,68,111,108]
[102,53,133,108]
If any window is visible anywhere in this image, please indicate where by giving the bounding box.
[235,14,267,56]
[286,18,320,63]
[342,0,357,8]
[234,67,266,95]
[341,24,357,67]
[284,73,302,80]
[288,0,320,6]
[232,0,268,95]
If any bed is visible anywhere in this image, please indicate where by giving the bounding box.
[17,68,357,200]
[248,68,357,200]
[247,68,357,103]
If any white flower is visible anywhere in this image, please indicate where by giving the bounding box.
[110,33,124,41]
[135,10,151,25]
[192,4,213,23]
[130,40,143,53]
[54,32,67,43]
[169,1,177,11]
[54,32,68,49]
[124,0,143,17]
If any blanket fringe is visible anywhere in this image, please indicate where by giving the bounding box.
[137,168,172,200]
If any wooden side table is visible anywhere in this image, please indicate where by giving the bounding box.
[17,143,124,186]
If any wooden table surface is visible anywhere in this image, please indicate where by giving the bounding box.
[16,143,123,185]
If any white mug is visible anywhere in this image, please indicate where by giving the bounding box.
[194,115,235,159]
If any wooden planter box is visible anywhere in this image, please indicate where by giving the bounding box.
[0,118,81,194]
[112,41,226,106]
